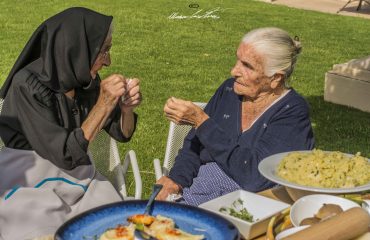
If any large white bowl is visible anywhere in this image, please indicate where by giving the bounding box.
[258,151,370,200]
[199,190,290,240]
[290,194,360,227]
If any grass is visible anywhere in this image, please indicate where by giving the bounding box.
[0,0,369,198]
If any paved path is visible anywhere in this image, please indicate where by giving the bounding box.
[260,0,370,19]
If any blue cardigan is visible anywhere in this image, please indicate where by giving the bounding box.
[169,78,315,192]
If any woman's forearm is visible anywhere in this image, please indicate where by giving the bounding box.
[82,74,128,141]
[81,104,110,141]
[120,108,135,138]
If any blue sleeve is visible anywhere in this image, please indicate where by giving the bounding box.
[195,101,314,191]
[168,128,202,188]
[168,81,228,188]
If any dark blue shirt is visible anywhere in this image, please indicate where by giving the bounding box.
[169,78,315,192]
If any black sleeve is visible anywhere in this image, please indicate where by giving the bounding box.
[10,76,90,170]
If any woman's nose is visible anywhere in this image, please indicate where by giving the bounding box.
[231,64,239,77]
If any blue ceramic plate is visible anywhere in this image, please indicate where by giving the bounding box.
[55,200,240,240]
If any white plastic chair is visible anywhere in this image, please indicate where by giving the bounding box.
[153,102,207,180]
[0,98,142,199]
[89,132,142,200]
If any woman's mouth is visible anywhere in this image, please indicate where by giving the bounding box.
[235,79,247,87]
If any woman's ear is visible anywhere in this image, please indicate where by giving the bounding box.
[270,72,285,89]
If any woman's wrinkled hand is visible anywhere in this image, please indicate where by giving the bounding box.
[156,176,181,201]
[97,74,127,114]
[164,97,209,128]
[120,78,142,112]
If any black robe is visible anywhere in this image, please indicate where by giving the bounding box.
[0,7,136,170]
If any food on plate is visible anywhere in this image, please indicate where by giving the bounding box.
[127,214,155,225]
[145,215,204,240]
[99,224,135,240]
[219,198,255,222]
[314,203,343,219]
[277,149,370,188]
[284,208,370,240]
[100,214,204,240]
[266,207,292,240]
[299,217,320,226]
[299,203,343,226]
[340,193,370,204]
[146,215,175,232]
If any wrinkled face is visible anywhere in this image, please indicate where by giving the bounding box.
[90,34,112,79]
[231,43,274,99]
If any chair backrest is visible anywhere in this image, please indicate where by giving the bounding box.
[89,131,143,199]
[89,131,117,182]
[162,102,207,175]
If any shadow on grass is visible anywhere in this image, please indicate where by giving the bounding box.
[306,96,370,157]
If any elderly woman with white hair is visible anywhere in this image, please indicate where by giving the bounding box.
[156,27,315,206]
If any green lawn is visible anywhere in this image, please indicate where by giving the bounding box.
[1,0,369,198]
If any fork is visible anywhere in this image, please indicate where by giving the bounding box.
[144,184,163,215]
[134,184,163,240]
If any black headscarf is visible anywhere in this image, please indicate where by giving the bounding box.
[0,7,113,98]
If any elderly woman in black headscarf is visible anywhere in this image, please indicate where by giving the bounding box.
[0,7,141,239]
